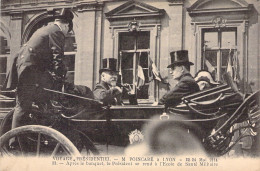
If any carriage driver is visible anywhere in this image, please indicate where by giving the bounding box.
[93,58,123,106]
[158,50,200,107]
[2,8,74,146]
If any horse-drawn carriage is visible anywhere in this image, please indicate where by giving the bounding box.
[0,74,259,157]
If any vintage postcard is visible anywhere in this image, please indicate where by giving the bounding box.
[0,0,259,170]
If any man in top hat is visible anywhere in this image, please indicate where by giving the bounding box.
[158,50,200,107]
[3,8,74,133]
[93,58,123,106]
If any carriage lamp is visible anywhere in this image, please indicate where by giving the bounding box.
[128,19,140,32]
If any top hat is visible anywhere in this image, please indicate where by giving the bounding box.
[167,50,194,68]
[194,70,219,85]
[54,8,74,21]
[54,8,74,32]
[99,58,118,74]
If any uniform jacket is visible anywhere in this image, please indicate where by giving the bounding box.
[159,73,200,107]
[93,81,122,106]
[3,24,66,90]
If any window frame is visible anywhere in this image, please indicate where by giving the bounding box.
[190,21,248,87]
[119,31,151,100]
[201,27,237,81]
[188,0,251,92]
[105,1,165,103]
[112,26,160,104]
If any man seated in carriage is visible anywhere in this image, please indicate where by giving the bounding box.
[194,70,219,91]
[93,58,123,106]
[158,50,200,107]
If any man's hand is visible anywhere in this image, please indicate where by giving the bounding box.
[112,86,122,95]
[122,83,132,92]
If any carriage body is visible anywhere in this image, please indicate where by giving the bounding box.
[0,81,259,157]
[51,82,260,156]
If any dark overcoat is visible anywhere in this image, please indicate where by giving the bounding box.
[3,23,66,90]
[159,73,200,107]
[93,81,122,106]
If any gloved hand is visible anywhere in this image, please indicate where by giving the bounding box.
[112,86,123,96]
[121,83,133,93]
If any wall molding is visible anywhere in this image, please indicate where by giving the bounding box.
[76,1,104,12]
[10,11,23,20]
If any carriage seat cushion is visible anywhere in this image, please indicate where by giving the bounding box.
[57,82,99,114]
[63,82,94,99]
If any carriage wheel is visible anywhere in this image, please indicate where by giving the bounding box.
[0,125,81,157]
[0,109,99,155]
[74,130,99,155]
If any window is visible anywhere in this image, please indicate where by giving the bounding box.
[105,0,164,102]
[119,31,150,99]
[202,28,237,81]
[0,36,10,86]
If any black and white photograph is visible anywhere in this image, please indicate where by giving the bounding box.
[0,0,259,170]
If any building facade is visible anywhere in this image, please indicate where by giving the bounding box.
[1,0,259,103]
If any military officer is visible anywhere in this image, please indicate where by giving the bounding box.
[93,58,123,106]
[3,8,74,131]
[158,50,200,107]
